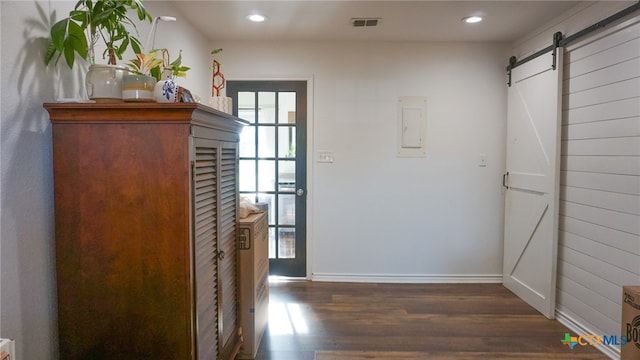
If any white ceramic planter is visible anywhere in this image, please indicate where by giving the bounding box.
[86,64,128,102]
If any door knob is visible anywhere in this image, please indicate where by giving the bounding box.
[296,189,305,197]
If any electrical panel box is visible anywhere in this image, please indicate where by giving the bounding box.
[397,96,427,157]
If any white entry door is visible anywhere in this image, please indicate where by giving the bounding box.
[503,50,563,319]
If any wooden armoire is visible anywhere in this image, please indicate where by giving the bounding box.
[44,103,247,360]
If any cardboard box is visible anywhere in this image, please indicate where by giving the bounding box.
[622,286,640,360]
[0,338,15,360]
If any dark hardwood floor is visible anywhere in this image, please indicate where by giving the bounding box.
[252,281,608,360]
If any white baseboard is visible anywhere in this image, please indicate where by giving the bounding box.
[310,273,503,283]
[556,310,619,360]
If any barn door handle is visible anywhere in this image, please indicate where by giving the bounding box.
[503,172,509,189]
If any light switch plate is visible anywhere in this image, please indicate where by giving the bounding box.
[317,151,334,163]
[479,153,487,167]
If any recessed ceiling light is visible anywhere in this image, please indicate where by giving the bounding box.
[247,14,266,22]
[463,16,483,24]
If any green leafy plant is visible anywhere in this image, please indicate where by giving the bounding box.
[169,50,190,78]
[126,50,163,76]
[149,49,190,81]
[45,0,152,68]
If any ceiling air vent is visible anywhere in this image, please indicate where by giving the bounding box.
[351,18,380,27]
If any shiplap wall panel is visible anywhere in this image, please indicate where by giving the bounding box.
[563,231,639,273]
[558,260,623,304]
[561,171,640,194]
[558,13,640,343]
[556,289,618,334]
[567,57,640,94]
[562,117,640,139]
[562,137,640,155]
[560,201,640,234]
[564,37,640,81]
[561,155,640,175]
[564,77,640,109]
[560,216,640,255]
[561,186,640,215]
[564,97,640,124]
[561,246,639,289]
[557,275,620,321]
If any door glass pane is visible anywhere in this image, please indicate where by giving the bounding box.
[278,92,296,124]
[278,126,296,158]
[258,92,276,124]
[257,193,275,225]
[239,126,256,158]
[278,194,295,225]
[239,160,255,192]
[238,92,256,123]
[257,160,275,191]
[279,228,295,259]
[278,161,295,192]
[257,126,276,158]
[269,227,276,258]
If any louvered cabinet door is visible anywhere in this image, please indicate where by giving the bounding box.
[193,142,219,360]
[192,138,241,360]
[218,146,240,359]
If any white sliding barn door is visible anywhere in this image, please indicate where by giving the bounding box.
[503,51,563,319]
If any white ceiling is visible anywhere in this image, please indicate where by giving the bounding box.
[169,1,581,43]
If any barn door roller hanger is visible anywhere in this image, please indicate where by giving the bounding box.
[507,32,562,87]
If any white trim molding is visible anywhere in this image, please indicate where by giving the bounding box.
[311,273,502,284]
[556,310,619,360]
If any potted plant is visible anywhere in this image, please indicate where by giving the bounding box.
[45,0,152,101]
[152,49,190,102]
[123,50,163,101]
